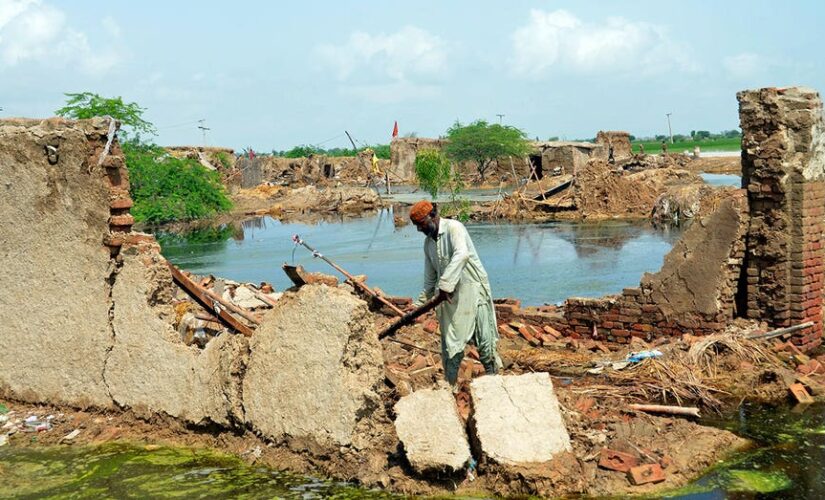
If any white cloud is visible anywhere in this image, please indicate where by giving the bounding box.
[316,26,447,82]
[101,15,120,38]
[723,52,763,79]
[511,9,697,78]
[0,0,118,74]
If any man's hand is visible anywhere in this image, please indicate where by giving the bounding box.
[436,289,453,304]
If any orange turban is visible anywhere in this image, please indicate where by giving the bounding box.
[409,200,433,223]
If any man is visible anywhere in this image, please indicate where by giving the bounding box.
[409,200,500,390]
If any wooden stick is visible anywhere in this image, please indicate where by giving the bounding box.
[746,321,814,340]
[167,262,255,337]
[379,294,446,339]
[292,235,406,317]
[628,404,700,418]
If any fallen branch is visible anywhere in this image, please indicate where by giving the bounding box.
[628,404,700,418]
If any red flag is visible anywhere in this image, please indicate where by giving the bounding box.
[392,121,398,138]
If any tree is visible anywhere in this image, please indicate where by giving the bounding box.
[443,120,532,181]
[55,92,156,138]
[55,93,231,223]
[415,148,452,198]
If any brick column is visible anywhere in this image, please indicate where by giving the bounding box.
[739,87,825,351]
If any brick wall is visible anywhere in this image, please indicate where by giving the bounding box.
[739,87,825,351]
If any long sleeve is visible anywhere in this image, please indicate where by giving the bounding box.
[437,222,470,293]
[415,242,437,306]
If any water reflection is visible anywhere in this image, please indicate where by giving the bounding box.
[159,209,682,306]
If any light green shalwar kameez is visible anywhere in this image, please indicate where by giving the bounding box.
[415,218,500,383]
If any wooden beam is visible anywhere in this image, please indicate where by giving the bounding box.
[167,262,255,337]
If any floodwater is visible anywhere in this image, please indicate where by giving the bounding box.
[158,211,684,306]
[3,403,821,498]
[0,442,392,499]
[701,173,742,188]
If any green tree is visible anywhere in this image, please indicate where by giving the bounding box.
[415,148,452,198]
[443,120,532,181]
[55,92,156,138]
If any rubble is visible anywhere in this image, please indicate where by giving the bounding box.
[470,373,571,465]
[393,388,472,474]
[243,285,385,449]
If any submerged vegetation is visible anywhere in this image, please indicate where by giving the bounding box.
[56,93,232,224]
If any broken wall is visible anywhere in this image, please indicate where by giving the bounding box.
[739,87,825,351]
[236,154,393,188]
[595,131,632,161]
[0,118,388,454]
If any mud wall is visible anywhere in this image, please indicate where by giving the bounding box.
[739,87,825,351]
[0,118,386,456]
[236,154,392,188]
[595,131,632,161]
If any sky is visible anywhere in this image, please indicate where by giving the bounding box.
[1,0,823,151]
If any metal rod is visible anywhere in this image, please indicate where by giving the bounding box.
[292,234,406,317]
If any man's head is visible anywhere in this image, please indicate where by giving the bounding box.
[410,200,439,239]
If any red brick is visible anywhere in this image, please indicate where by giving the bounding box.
[518,325,540,346]
[498,325,516,339]
[598,448,638,472]
[627,463,666,485]
[109,214,135,226]
[543,325,562,338]
[109,197,133,210]
[789,383,814,404]
[612,329,631,338]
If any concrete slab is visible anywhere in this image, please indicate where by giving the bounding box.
[394,388,471,474]
[470,373,571,465]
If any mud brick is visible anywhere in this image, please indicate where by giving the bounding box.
[612,329,631,338]
[631,323,653,332]
[109,197,133,210]
[518,325,540,346]
[797,359,824,376]
[109,214,135,226]
[789,383,814,404]
[497,324,516,339]
[622,288,641,296]
[641,305,660,314]
[598,448,638,473]
[627,463,666,485]
[543,325,562,338]
[495,303,518,316]
[423,319,438,334]
[659,455,674,469]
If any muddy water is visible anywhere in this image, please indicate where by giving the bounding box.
[158,211,684,306]
[0,442,392,499]
[667,402,825,498]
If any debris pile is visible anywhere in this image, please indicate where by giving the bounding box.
[488,159,708,221]
[234,185,384,219]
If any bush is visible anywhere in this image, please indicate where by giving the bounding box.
[415,148,452,198]
[124,142,232,224]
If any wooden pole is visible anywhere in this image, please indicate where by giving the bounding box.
[292,235,406,317]
[628,404,700,418]
[167,262,255,337]
[379,294,447,339]
[746,321,814,340]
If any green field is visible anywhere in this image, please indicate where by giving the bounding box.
[631,137,740,154]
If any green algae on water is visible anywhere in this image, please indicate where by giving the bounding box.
[724,469,792,493]
[0,441,395,499]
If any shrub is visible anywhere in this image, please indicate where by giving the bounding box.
[124,142,232,224]
[415,148,452,198]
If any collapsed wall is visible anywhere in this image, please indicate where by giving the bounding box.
[595,131,632,161]
[236,153,393,189]
[0,118,387,458]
